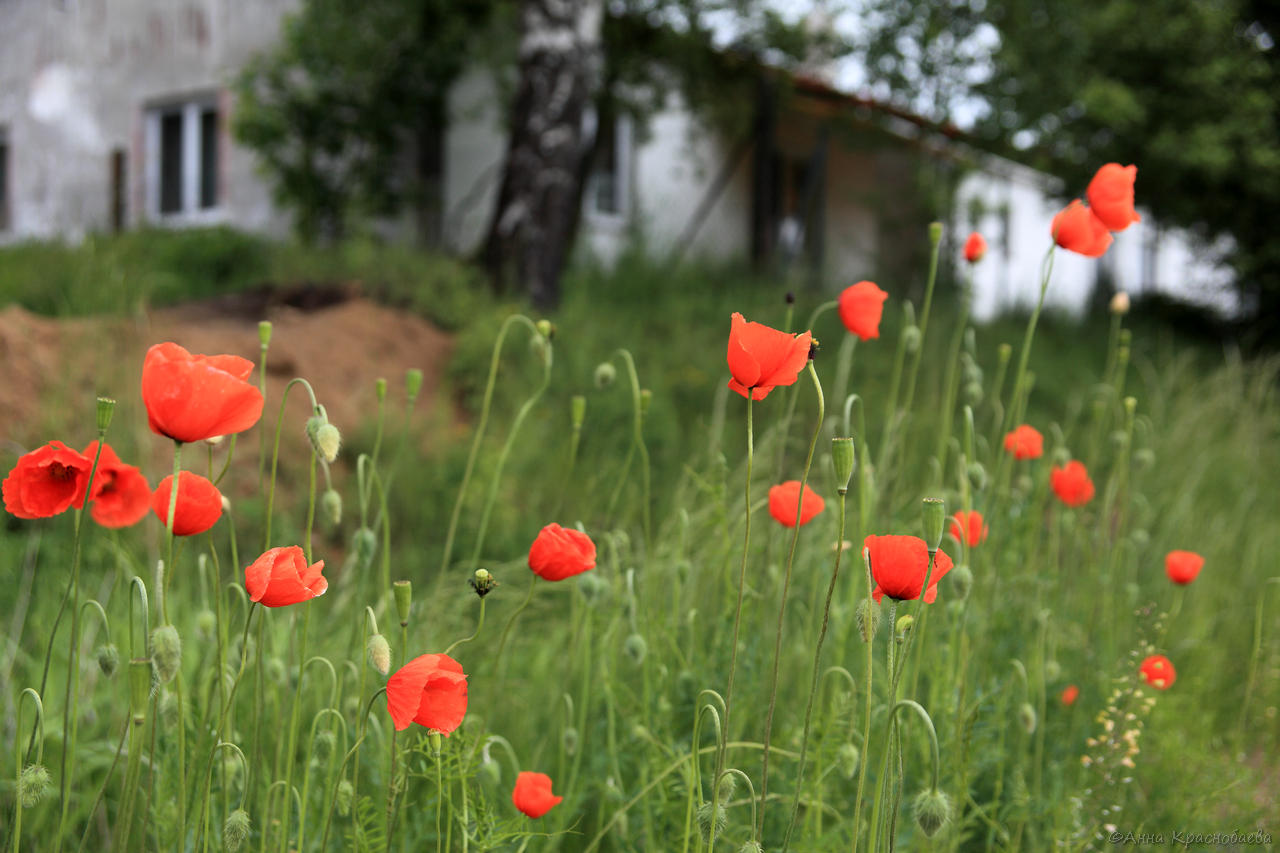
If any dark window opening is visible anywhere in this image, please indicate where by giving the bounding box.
[159,111,183,214]
[199,108,218,209]
[0,128,9,231]
[590,118,620,215]
[110,148,127,232]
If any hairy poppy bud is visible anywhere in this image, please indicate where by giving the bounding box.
[948,565,973,602]
[367,634,391,675]
[97,643,120,677]
[223,808,251,852]
[536,319,554,340]
[624,634,648,664]
[856,598,880,643]
[258,320,273,347]
[837,742,860,779]
[322,489,342,526]
[151,625,181,684]
[353,527,377,569]
[1017,702,1037,734]
[96,396,116,433]
[128,659,151,723]
[529,333,550,364]
[902,325,922,354]
[195,609,216,639]
[922,498,946,552]
[375,377,388,402]
[336,779,354,816]
[159,689,179,730]
[577,572,609,606]
[739,842,764,853]
[571,395,586,430]
[470,568,497,599]
[640,389,653,417]
[313,730,336,760]
[316,424,341,463]
[478,756,501,788]
[18,764,51,808]
[594,362,617,389]
[895,614,915,643]
[562,727,580,756]
[1045,660,1062,682]
[698,802,728,843]
[831,438,855,494]
[914,789,952,837]
[1134,448,1155,470]
[393,580,412,626]
[717,771,736,803]
[1110,291,1131,315]
[406,368,424,402]
[963,381,984,406]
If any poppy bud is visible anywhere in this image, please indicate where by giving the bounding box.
[336,779,354,816]
[698,802,728,842]
[624,633,648,664]
[1110,291,1131,315]
[223,808,251,853]
[1017,702,1037,734]
[316,423,341,463]
[895,614,915,643]
[159,689,179,730]
[837,742,860,779]
[913,789,951,838]
[640,389,653,417]
[717,771,737,802]
[562,727,579,756]
[928,221,944,245]
[18,764,51,808]
[831,438,855,494]
[578,572,610,606]
[478,756,502,788]
[921,498,946,552]
[151,625,181,684]
[963,381,984,406]
[470,568,496,599]
[571,395,586,430]
[393,580,412,627]
[96,396,116,433]
[195,609,216,639]
[375,377,388,402]
[903,326,922,354]
[97,643,120,677]
[536,319,554,340]
[367,634,391,675]
[353,527,377,568]
[963,232,987,264]
[258,320,273,347]
[406,368,424,402]
[1131,529,1150,549]
[740,843,764,853]
[529,334,550,364]
[948,565,973,602]
[1045,660,1062,682]
[129,659,151,723]
[856,598,880,643]
[313,730,336,760]
[594,362,617,389]
[322,489,342,526]
[1134,448,1155,470]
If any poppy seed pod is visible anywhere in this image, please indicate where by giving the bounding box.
[594,362,617,389]
[921,498,946,552]
[313,730,336,760]
[394,580,412,626]
[470,568,497,599]
[837,742,861,779]
[624,633,648,664]
[151,625,182,683]
[18,764,52,808]
[223,808,251,853]
[571,395,586,430]
[258,320,273,347]
[97,643,120,677]
[375,377,388,402]
[406,368,424,402]
[367,634,391,675]
[1017,702,1037,734]
[831,437,855,493]
[913,789,952,838]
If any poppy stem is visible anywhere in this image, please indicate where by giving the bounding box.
[444,599,487,657]
[759,361,824,839]
[781,487,847,852]
[263,377,320,551]
[276,597,314,853]
[899,225,944,425]
[493,575,538,680]
[934,265,973,479]
[850,548,875,853]
[12,688,44,853]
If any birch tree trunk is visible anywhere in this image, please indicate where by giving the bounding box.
[481,0,603,308]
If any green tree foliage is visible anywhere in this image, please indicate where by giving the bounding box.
[234,0,504,243]
[860,0,1280,342]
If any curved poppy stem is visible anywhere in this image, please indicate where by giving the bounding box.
[934,263,973,479]
[197,741,248,853]
[612,348,651,553]
[263,377,320,551]
[444,599,487,657]
[493,576,538,677]
[759,360,824,839]
[899,226,944,425]
[276,593,316,853]
[12,688,44,853]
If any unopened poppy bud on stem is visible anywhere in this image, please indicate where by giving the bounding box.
[353,527,377,568]
[375,377,387,402]
[1018,702,1037,734]
[18,764,52,808]
[393,580,412,627]
[1110,291,1131,315]
[895,614,915,643]
[258,320,273,347]
[831,437,855,493]
[594,362,616,389]
[367,634,391,675]
[406,368,424,402]
[151,624,181,683]
[97,643,120,677]
[322,489,342,526]
[223,808,251,852]
[914,789,952,837]
[571,395,586,430]
[928,221,944,246]
[902,325,922,354]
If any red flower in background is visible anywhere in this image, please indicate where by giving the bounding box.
[386,653,468,733]
[1003,425,1044,460]
[1050,461,1095,507]
[949,510,988,547]
[726,312,813,400]
[245,546,328,608]
[865,534,955,604]
[512,772,563,819]
[141,342,264,443]
[82,441,150,529]
[1165,550,1204,585]
[1060,685,1079,706]
[3,441,92,519]
[1139,655,1176,690]
[963,232,987,264]
[1051,200,1113,258]
[768,480,825,527]
[837,281,889,341]
[528,523,597,582]
[151,471,223,536]
[1087,164,1141,231]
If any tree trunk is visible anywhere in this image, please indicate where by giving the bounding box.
[481,0,603,309]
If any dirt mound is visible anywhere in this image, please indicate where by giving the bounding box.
[0,286,453,453]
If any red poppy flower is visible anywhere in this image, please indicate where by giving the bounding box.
[837,281,889,341]
[244,546,328,607]
[865,535,955,604]
[386,652,468,734]
[1086,164,1140,232]
[1051,200,1113,258]
[963,232,987,264]
[1139,655,1175,690]
[949,510,987,547]
[1002,425,1044,460]
[81,441,151,529]
[528,523,597,582]
[768,481,825,527]
[726,312,813,400]
[1050,461,1095,507]
[3,441,94,519]
[512,771,563,819]
[1164,550,1204,585]
[151,471,223,536]
[1060,685,1079,706]
[141,342,264,443]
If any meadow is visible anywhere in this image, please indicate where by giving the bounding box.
[1,188,1278,851]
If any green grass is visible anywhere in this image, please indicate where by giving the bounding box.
[1,231,1277,851]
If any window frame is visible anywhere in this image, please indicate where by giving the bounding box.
[584,111,632,224]
[143,95,224,225]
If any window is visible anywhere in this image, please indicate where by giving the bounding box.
[586,113,631,219]
[0,126,9,231]
[145,98,220,221]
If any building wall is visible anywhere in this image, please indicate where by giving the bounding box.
[0,0,297,243]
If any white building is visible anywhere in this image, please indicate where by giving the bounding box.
[0,0,1234,318]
